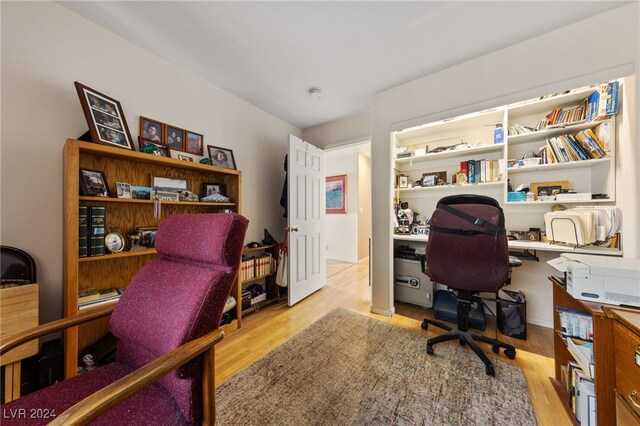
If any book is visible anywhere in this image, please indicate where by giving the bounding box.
[78,287,124,309]
[467,160,475,184]
[79,205,88,258]
[459,161,468,181]
[574,131,603,159]
[594,121,612,152]
[587,81,619,121]
[88,206,106,257]
[474,159,481,183]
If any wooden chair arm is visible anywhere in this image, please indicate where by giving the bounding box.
[0,304,115,356]
[48,328,225,425]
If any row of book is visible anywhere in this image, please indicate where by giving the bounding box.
[457,159,504,184]
[78,287,124,310]
[538,125,610,165]
[561,361,596,425]
[508,81,619,135]
[79,205,106,257]
[240,254,276,282]
[557,307,593,341]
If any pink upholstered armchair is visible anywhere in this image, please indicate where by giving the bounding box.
[0,213,248,425]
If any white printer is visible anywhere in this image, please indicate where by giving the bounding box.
[548,253,640,307]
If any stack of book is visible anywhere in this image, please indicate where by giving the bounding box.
[540,125,608,165]
[78,287,124,310]
[561,361,596,425]
[458,159,504,184]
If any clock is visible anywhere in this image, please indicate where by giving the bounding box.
[105,232,125,253]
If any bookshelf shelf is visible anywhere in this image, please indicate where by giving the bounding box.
[506,119,609,145]
[398,181,503,194]
[395,143,503,164]
[506,157,611,173]
[64,139,243,379]
[505,198,614,206]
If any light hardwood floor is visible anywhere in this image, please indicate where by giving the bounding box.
[215,261,571,426]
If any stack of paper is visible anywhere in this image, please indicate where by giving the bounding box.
[544,206,620,246]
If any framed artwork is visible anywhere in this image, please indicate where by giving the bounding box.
[74,82,133,150]
[530,180,570,200]
[202,182,225,198]
[397,175,408,189]
[137,227,158,248]
[170,150,196,162]
[186,131,204,155]
[207,145,236,170]
[151,175,188,193]
[139,138,170,157]
[115,182,131,199]
[130,186,152,200]
[79,168,110,197]
[140,117,163,143]
[326,175,347,214]
[165,125,185,151]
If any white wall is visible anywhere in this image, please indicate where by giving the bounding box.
[324,146,360,263]
[369,4,640,321]
[0,2,297,323]
[358,153,371,262]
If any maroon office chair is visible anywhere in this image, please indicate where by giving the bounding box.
[420,195,516,376]
[0,213,248,425]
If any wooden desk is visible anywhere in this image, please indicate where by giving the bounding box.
[549,276,616,426]
[0,284,39,402]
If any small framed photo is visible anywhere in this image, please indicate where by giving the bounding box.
[186,131,204,156]
[397,174,408,189]
[130,186,152,200]
[202,182,225,198]
[139,138,170,157]
[531,180,570,200]
[79,168,110,197]
[151,189,181,201]
[165,125,185,151]
[207,145,236,170]
[170,150,196,162]
[137,227,158,248]
[151,175,188,193]
[116,182,131,199]
[140,117,163,143]
[74,82,133,150]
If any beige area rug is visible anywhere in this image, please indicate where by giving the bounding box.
[216,308,536,425]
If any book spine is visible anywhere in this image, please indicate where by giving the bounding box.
[474,160,481,183]
[89,206,106,257]
[459,161,468,181]
[79,205,88,258]
[467,160,475,184]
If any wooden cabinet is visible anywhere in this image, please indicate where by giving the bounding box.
[605,308,640,425]
[63,139,243,377]
[549,276,616,426]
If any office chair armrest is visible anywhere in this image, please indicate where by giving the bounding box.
[48,328,225,426]
[0,304,115,356]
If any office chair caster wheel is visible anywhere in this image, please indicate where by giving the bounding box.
[492,344,500,354]
[426,344,434,355]
[486,365,495,377]
[504,348,516,360]
[459,339,465,346]
[421,320,428,330]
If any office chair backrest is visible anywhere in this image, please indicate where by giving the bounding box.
[110,213,248,424]
[425,195,508,292]
[1,246,36,285]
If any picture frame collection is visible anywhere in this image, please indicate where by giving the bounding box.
[140,116,203,156]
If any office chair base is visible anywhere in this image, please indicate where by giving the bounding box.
[421,318,516,377]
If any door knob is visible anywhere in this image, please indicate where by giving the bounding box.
[289,226,299,233]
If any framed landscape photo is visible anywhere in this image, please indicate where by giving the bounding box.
[140,117,163,143]
[74,82,134,150]
[326,175,347,214]
[130,186,151,200]
[79,168,110,197]
[186,131,204,156]
[207,145,236,170]
[165,125,185,151]
[151,175,188,193]
[115,182,131,199]
[139,138,170,157]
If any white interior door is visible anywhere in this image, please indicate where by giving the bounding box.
[288,134,325,306]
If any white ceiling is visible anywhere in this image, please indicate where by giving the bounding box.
[58,1,627,129]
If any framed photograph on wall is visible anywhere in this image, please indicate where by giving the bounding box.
[79,168,110,197]
[326,175,347,214]
[207,145,236,170]
[74,82,134,150]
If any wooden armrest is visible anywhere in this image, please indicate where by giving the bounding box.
[48,328,224,425]
[0,304,114,356]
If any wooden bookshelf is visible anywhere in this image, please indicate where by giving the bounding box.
[63,139,243,378]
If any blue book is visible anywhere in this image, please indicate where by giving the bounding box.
[467,160,475,183]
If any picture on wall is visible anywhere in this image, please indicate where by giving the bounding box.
[165,125,185,150]
[326,175,347,214]
[74,82,134,150]
[140,117,163,142]
[207,145,236,170]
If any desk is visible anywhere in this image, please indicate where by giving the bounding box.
[394,234,623,256]
[0,284,39,402]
